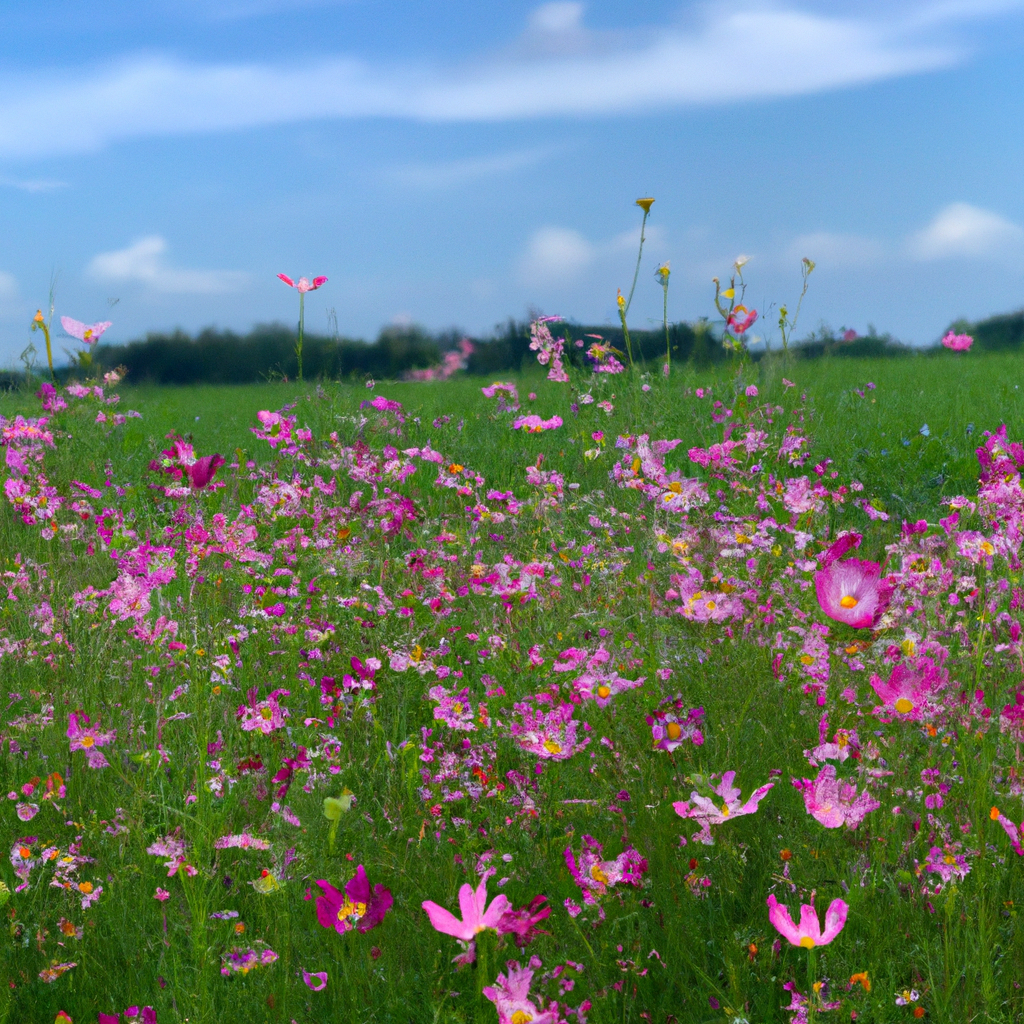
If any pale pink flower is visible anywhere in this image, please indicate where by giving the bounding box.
[483,962,563,1024]
[793,765,880,829]
[421,872,510,941]
[767,893,848,948]
[673,771,774,843]
[60,316,112,345]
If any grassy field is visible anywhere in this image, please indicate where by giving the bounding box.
[1,348,1023,1024]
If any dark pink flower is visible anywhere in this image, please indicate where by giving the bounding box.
[767,893,848,948]
[941,330,973,351]
[278,273,327,293]
[870,657,947,719]
[497,895,552,947]
[315,865,392,934]
[814,534,891,628]
[186,453,225,490]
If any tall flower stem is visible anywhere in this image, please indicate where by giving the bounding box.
[296,290,305,383]
[625,199,653,315]
[617,291,634,369]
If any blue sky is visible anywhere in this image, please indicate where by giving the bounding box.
[1,0,1023,362]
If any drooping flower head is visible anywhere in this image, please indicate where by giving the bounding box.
[767,893,848,949]
[814,533,892,628]
[315,865,392,934]
[277,274,327,293]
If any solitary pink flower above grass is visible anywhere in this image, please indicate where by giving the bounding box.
[422,872,510,941]
[814,533,891,628]
[315,865,392,934]
[60,316,112,345]
[941,330,973,351]
[767,893,848,948]
[793,765,880,829]
[870,657,947,719]
[187,453,225,490]
[277,273,327,293]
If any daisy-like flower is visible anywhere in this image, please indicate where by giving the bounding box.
[277,273,327,293]
[497,895,552,947]
[60,316,112,345]
[673,771,774,844]
[237,689,290,733]
[422,871,510,941]
[67,712,115,769]
[767,893,848,949]
[814,533,892,628]
[870,657,947,720]
[647,701,705,752]
[793,765,880,829]
[510,701,589,761]
[315,865,392,935]
[220,943,279,976]
[483,962,564,1024]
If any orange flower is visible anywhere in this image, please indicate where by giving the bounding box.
[991,806,1001,820]
[849,971,871,992]
[780,849,792,861]
[913,1008,926,1018]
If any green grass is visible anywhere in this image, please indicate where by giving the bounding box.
[1,350,1023,1024]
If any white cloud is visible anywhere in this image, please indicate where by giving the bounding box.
[0,1,1012,158]
[786,231,886,269]
[908,202,1024,260]
[0,176,67,193]
[0,271,17,300]
[87,236,248,294]
[519,227,595,286]
[387,146,559,189]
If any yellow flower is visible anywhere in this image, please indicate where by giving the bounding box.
[635,197,654,213]
[33,309,45,324]
[616,289,626,310]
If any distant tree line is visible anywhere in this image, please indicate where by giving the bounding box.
[2,308,1022,390]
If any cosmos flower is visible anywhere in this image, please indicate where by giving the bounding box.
[814,533,892,628]
[483,962,563,1024]
[421,872,509,941]
[941,331,973,351]
[277,274,327,293]
[315,865,392,935]
[673,771,774,843]
[793,765,880,829]
[767,894,848,949]
[870,657,947,719]
[186,453,225,490]
[60,317,112,345]
[497,895,552,947]
[564,835,646,904]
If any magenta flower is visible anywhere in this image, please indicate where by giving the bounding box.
[278,273,327,293]
[793,765,880,829]
[60,316,112,345]
[673,771,774,843]
[814,533,892,628]
[497,895,552,947]
[187,453,225,490]
[992,808,1024,855]
[726,305,757,334]
[870,657,947,719]
[315,865,392,934]
[421,872,510,941]
[941,330,973,351]
[767,893,848,949]
[237,688,290,733]
[647,702,704,751]
[510,701,589,760]
[512,414,563,433]
[302,970,328,991]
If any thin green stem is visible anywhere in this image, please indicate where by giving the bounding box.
[662,282,670,372]
[297,290,305,382]
[624,210,649,316]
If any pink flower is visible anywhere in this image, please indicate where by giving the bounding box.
[565,836,646,904]
[67,712,115,769]
[497,895,551,947]
[483,962,563,1024]
[187,453,225,490]
[941,330,973,351]
[870,657,947,719]
[673,771,773,843]
[726,305,757,334]
[277,273,327,293]
[60,316,112,345]
[421,872,510,941]
[767,893,848,949]
[793,765,880,829]
[237,689,290,733]
[512,414,563,433]
[814,533,891,628]
[315,865,392,934]
[302,970,328,991]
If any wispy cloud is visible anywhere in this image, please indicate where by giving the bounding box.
[0,1,1014,159]
[786,231,886,269]
[0,271,17,301]
[907,202,1024,260]
[0,176,67,192]
[386,146,562,189]
[87,236,248,294]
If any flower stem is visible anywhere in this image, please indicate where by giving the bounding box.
[296,291,305,383]
[662,280,670,372]
[624,208,649,316]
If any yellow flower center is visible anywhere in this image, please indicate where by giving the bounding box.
[338,898,367,922]
[590,865,610,884]
[666,722,682,741]
[260,707,273,720]
[721,804,730,817]
[511,1013,534,1024]
[800,936,816,949]
[79,736,95,748]
[840,595,858,609]
[895,698,914,714]
[597,686,611,699]
[543,740,562,755]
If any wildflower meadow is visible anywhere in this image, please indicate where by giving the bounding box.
[4,287,1024,1024]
